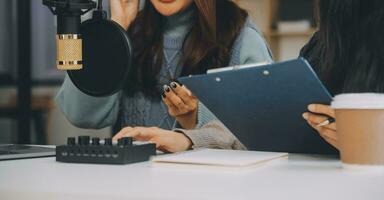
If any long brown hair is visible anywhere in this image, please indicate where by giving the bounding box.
[124,0,248,97]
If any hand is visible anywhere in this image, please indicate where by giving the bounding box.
[110,0,140,30]
[302,104,339,150]
[113,126,192,153]
[162,82,198,129]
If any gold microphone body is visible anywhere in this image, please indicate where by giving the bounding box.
[56,34,82,70]
[43,0,96,71]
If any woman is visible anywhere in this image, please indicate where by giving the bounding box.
[57,0,272,152]
[302,0,384,149]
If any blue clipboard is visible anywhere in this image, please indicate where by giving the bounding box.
[179,58,338,154]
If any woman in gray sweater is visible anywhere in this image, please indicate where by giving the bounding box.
[56,0,272,152]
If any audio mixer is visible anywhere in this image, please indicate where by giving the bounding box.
[56,136,156,164]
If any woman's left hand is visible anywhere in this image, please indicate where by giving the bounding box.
[162,82,198,129]
[302,104,339,149]
[113,126,192,153]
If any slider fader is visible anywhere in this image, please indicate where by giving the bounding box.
[56,136,156,164]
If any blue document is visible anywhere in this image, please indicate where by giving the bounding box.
[179,58,338,154]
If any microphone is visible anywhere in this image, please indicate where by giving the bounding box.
[43,0,96,70]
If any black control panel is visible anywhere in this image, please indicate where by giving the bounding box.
[56,136,156,164]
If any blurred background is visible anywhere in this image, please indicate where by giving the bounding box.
[0,0,316,145]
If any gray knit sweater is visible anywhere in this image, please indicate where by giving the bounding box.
[56,7,272,150]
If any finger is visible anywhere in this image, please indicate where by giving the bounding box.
[162,94,178,116]
[317,127,338,141]
[170,82,198,109]
[306,117,336,131]
[115,128,142,141]
[307,119,336,132]
[323,122,336,131]
[307,121,339,148]
[113,127,133,140]
[163,85,188,112]
[170,82,192,99]
[308,104,335,117]
[302,112,328,124]
[115,127,144,141]
[308,121,338,141]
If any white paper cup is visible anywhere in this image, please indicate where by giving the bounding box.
[332,93,384,168]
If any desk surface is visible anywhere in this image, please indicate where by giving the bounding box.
[0,154,383,200]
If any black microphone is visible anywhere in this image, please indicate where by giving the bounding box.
[43,0,96,70]
[43,0,133,97]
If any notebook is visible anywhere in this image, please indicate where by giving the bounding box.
[151,149,288,168]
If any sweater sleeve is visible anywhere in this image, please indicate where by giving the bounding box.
[55,75,121,129]
[238,26,273,64]
[176,120,246,150]
[195,101,217,128]
[175,20,273,150]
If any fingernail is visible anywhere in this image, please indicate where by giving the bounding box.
[302,113,308,120]
[170,82,177,89]
[163,85,170,93]
[161,92,166,98]
[308,105,315,111]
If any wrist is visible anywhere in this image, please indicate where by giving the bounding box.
[111,16,131,31]
[174,130,193,150]
[176,110,198,129]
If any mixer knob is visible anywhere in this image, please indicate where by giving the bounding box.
[91,137,100,145]
[104,138,112,146]
[78,136,90,146]
[67,137,76,146]
[118,137,133,147]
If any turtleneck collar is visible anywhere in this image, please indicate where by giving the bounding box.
[163,5,195,39]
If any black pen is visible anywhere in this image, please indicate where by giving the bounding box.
[317,117,336,127]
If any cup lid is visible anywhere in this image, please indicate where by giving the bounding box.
[331,93,384,109]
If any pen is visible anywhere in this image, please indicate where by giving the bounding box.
[317,117,336,127]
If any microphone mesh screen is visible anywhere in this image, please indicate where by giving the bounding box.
[56,35,83,70]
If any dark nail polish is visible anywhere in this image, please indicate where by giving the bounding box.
[163,85,170,93]
[161,92,166,98]
[171,82,177,89]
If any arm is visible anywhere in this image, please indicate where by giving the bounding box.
[178,120,246,150]
[55,76,121,129]
[112,120,246,152]
[177,23,274,150]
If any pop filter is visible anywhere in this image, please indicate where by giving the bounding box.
[67,11,132,96]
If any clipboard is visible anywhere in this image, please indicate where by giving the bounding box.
[179,58,338,154]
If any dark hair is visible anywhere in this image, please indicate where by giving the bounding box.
[124,0,248,97]
[301,0,384,95]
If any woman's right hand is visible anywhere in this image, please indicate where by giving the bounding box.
[110,0,140,30]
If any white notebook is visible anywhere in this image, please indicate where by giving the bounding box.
[151,149,288,168]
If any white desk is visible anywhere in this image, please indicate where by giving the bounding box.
[0,154,383,200]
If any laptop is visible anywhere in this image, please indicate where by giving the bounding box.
[0,144,55,161]
[179,58,338,154]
